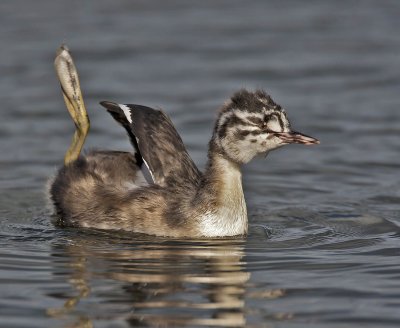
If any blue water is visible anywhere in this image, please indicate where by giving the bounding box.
[1,1,400,327]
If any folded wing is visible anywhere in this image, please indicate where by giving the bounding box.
[100,101,201,187]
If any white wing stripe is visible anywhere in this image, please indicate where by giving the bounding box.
[119,104,133,123]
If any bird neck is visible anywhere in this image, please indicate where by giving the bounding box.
[205,141,244,198]
[195,140,247,236]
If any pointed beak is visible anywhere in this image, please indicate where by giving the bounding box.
[274,131,320,145]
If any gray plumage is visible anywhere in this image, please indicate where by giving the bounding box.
[100,102,201,187]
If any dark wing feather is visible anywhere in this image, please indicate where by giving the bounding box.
[100,101,201,187]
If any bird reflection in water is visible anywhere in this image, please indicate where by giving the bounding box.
[47,232,256,327]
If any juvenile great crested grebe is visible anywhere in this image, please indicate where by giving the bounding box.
[50,45,319,238]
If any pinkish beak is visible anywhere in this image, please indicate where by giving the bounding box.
[274,131,320,145]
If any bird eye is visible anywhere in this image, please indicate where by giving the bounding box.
[265,114,278,125]
[263,114,271,124]
[263,114,282,133]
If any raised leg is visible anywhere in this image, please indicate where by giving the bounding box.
[54,45,90,165]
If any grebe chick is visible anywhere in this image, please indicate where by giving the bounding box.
[50,46,319,238]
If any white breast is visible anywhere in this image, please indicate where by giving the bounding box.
[199,208,248,237]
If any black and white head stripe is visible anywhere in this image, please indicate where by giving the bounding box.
[216,89,291,140]
[210,89,297,163]
[229,89,281,112]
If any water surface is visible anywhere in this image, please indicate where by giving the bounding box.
[1,0,400,327]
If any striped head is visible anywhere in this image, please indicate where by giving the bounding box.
[213,89,319,164]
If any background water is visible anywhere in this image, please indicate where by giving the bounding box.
[1,0,400,327]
